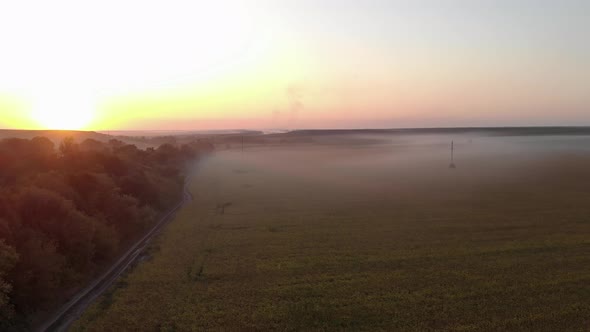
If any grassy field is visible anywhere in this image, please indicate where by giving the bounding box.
[72,139,590,331]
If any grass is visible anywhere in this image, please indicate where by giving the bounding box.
[72,144,590,331]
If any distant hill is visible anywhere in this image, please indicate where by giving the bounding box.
[0,130,113,144]
[0,130,217,150]
[281,126,590,137]
[4,127,590,149]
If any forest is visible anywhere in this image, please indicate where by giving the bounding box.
[0,136,212,330]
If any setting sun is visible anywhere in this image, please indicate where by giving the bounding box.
[0,0,269,131]
[31,92,95,130]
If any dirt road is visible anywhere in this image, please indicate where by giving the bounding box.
[37,178,193,332]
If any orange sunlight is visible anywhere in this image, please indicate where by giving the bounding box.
[0,0,273,130]
[30,90,96,130]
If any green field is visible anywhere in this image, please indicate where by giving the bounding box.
[72,141,590,331]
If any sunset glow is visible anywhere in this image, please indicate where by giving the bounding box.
[1,0,589,130]
[30,90,96,130]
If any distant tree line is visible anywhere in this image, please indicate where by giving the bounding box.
[0,136,213,330]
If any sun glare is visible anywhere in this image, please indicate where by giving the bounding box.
[0,1,269,131]
[31,93,95,130]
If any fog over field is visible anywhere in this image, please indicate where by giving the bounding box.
[234,132,590,197]
[72,130,590,331]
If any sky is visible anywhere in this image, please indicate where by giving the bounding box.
[0,0,589,130]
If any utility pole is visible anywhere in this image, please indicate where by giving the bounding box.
[449,140,456,169]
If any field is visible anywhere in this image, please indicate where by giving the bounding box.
[72,134,590,331]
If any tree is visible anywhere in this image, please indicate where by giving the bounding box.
[59,137,77,155]
[30,137,54,155]
[80,139,106,152]
[15,187,96,272]
[0,240,18,324]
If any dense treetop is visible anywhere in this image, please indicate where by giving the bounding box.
[0,136,212,330]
